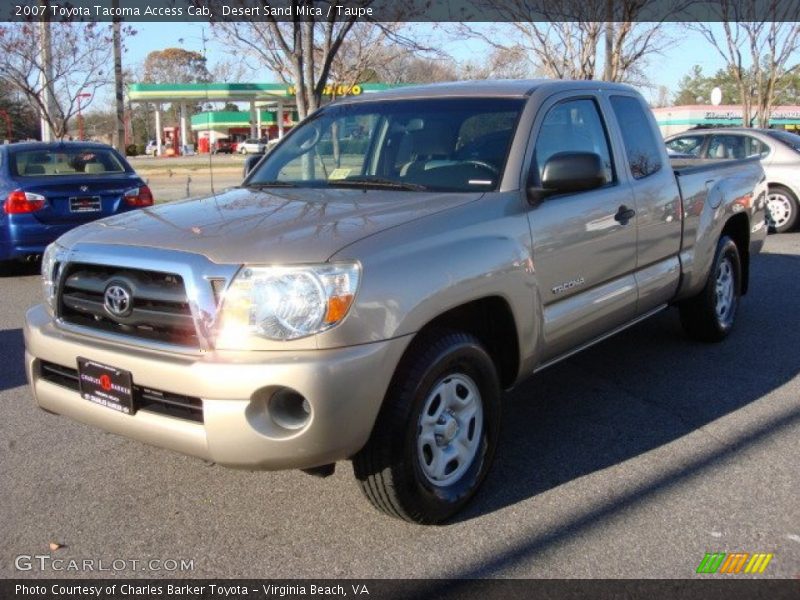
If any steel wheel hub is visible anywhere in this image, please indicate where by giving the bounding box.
[715,256,735,324]
[766,193,792,228]
[417,373,483,487]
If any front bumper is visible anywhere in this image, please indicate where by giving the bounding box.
[24,304,411,470]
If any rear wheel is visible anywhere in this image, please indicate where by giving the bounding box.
[353,330,500,523]
[679,235,741,342]
[766,185,798,233]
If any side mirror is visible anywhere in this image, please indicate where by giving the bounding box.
[527,152,606,204]
[243,154,262,178]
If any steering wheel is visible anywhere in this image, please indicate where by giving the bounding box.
[462,160,499,175]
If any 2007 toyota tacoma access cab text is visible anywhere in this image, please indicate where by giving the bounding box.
[24,81,767,523]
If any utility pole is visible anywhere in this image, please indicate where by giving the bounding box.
[39,18,55,141]
[603,0,614,81]
[112,1,125,154]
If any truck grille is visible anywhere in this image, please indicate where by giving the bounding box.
[57,263,198,347]
[39,360,204,423]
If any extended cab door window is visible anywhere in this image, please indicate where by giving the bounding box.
[609,95,663,179]
[534,98,615,186]
[609,94,681,313]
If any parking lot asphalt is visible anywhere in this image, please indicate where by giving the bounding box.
[128,155,245,203]
[1,233,798,579]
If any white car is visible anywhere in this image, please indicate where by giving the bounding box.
[144,140,158,156]
[666,128,800,233]
[238,138,267,154]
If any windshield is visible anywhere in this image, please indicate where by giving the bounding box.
[10,147,128,177]
[248,97,525,192]
[764,129,800,153]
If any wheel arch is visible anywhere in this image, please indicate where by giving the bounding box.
[721,213,750,295]
[400,296,521,391]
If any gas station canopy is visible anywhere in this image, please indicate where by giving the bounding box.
[127,82,402,153]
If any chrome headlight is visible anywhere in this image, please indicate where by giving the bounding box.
[217,262,360,343]
[41,243,63,312]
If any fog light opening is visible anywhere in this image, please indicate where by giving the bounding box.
[269,388,312,430]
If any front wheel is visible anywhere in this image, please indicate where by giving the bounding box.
[353,331,501,523]
[679,235,741,342]
[766,185,798,233]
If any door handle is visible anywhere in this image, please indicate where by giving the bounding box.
[614,205,636,225]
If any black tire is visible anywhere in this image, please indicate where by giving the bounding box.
[353,330,501,524]
[766,185,798,233]
[679,235,741,342]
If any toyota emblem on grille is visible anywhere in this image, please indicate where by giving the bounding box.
[103,283,132,318]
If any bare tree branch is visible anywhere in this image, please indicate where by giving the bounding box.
[0,22,120,139]
[691,1,800,127]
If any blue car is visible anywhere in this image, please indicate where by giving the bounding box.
[0,142,153,271]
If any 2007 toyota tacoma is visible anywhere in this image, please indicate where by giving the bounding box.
[24,81,767,523]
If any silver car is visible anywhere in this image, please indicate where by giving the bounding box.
[665,128,800,232]
[238,138,267,154]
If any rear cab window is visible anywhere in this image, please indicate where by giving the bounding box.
[10,147,127,177]
[610,95,663,179]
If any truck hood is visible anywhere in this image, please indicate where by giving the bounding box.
[57,186,484,264]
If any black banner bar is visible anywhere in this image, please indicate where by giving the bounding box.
[2,0,800,23]
[3,579,800,600]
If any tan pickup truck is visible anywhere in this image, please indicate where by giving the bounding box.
[25,81,767,523]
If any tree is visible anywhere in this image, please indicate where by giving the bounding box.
[691,3,800,127]
[378,54,460,83]
[460,45,535,80]
[326,23,423,89]
[210,58,250,84]
[653,85,670,108]
[460,0,675,84]
[673,65,741,106]
[211,8,429,119]
[113,18,125,152]
[0,78,38,141]
[142,48,211,84]
[211,15,356,120]
[141,48,211,130]
[0,22,115,139]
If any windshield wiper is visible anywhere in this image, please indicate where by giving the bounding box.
[242,181,298,189]
[325,177,427,191]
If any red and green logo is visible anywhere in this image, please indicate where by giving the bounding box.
[696,552,773,574]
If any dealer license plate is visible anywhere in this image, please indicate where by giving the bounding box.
[77,358,135,415]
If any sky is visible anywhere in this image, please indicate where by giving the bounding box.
[113,21,730,108]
